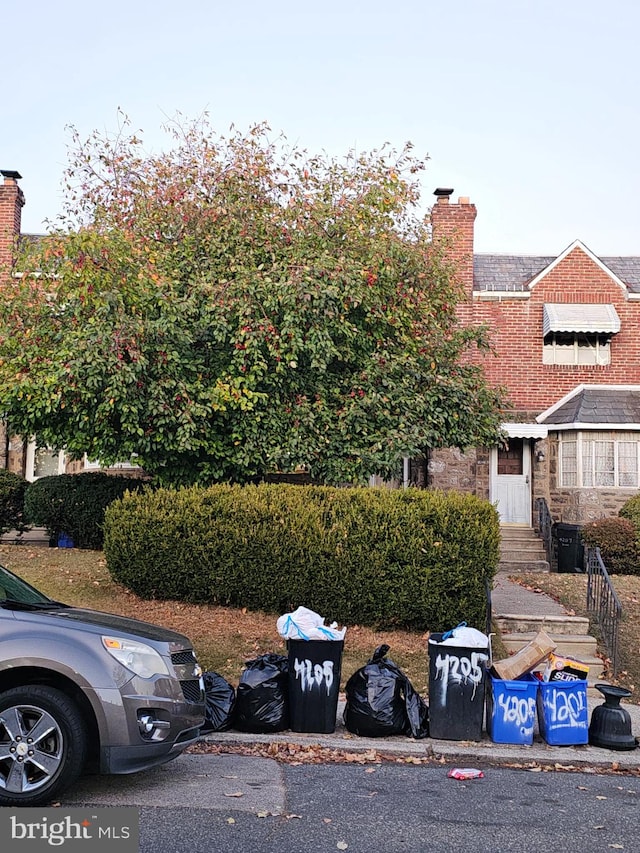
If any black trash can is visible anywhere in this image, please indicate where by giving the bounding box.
[555,523,585,573]
[428,634,489,741]
[288,639,343,733]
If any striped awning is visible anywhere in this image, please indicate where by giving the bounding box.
[543,303,620,336]
[503,423,548,439]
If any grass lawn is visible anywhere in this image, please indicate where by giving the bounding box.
[2,544,638,702]
[0,545,431,694]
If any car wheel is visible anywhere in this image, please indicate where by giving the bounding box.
[0,685,88,806]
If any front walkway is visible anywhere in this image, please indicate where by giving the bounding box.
[492,574,568,618]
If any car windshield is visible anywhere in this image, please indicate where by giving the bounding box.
[0,563,57,606]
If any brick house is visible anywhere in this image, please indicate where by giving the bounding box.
[4,170,640,522]
[429,188,640,527]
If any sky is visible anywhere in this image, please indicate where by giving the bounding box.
[4,0,640,255]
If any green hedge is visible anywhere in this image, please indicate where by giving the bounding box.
[103,484,500,632]
[25,472,147,549]
[0,470,28,536]
[581,516,640,575]
[619,494,640,531]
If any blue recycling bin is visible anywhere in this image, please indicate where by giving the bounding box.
[487,674,538,745]
[537,679,589,745]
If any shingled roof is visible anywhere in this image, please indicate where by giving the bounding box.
[474,254,640,294]
[539,387,640,425]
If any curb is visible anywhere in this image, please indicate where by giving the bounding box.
[202,699,640,771]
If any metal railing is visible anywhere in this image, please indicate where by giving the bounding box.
[586,546,622,676]
[535,497,556,570]
[485,577,492,638]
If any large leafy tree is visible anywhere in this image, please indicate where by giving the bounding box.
[0,115,504,485]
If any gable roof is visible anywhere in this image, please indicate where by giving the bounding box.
[537,385,640,428]
[475,243,640,294]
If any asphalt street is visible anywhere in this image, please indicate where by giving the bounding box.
[59,753,640,853]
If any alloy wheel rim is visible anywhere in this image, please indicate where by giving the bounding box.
[0,704,64,793]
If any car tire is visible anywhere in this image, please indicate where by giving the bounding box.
[0,684,88,806]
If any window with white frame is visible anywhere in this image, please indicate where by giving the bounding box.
[83,455,140,471]
[543,333,611,366]
[559,431,640,488]
[25,440,65,482]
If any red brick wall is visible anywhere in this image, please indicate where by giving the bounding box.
[430,193,476,298]
[0,173,24,277]
[470,246,638,413]
[430,195,640,415]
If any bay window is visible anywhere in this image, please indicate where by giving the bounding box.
[559,432,639,488]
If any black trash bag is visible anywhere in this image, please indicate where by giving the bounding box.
[201,671,236,733]
[234,653,289,733]
[344,644,429,739]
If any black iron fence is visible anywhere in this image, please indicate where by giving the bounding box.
[586,546,622,677]
[535,498,622,675]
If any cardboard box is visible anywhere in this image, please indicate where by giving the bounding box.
[491,630,556,681]
[543,652,590,683]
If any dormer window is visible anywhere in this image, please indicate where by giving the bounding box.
[542,304,620,366]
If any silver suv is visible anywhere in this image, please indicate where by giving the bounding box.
[0,563,205,806]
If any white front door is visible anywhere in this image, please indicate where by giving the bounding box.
[491,438,531,525]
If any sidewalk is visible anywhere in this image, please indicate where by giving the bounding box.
[203,693,640,769]
[0,527,49,545]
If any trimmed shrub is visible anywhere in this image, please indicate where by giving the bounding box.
[619,494,640,531]
[103,484,500,632]
[581,517,640,575]
[25,473,147,549]
[0,470,28,536]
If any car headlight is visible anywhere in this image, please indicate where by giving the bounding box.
[102,636,170,679]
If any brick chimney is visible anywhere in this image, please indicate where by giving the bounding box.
[0,170,25,278]
[430,188,476,296]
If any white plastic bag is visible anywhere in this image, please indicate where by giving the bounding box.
[277,606,347,641]
[433,622,488,648]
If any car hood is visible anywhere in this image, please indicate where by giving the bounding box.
[31,605,194,647]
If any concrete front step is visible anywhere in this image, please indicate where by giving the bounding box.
[500,537,544,554]
[494,614,591,636]
[500,526,541,539]
[501,632,598,660]
[498,558,550,573]
[499,527,549,572]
